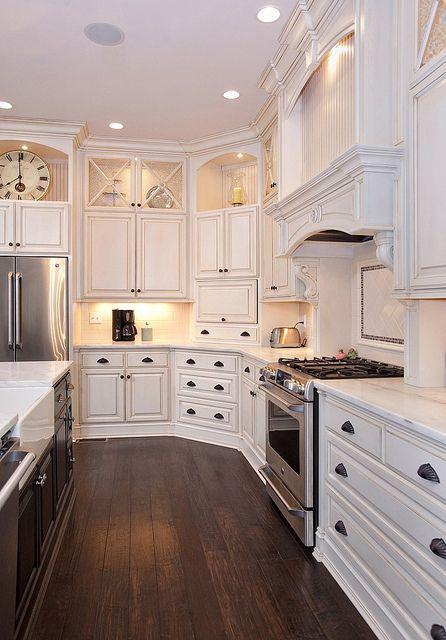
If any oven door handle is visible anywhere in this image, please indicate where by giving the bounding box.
[259,384,304,414]
[259,465,306,517]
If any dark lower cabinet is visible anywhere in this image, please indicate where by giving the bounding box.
[55,416,68,508]
[39,447,55,557]
[16,469,39,617]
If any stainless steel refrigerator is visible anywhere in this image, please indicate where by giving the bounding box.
[0,257,68,361]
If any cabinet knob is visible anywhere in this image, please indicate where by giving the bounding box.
[16,242,20,247]
[417,463,440,483]
[186,381,196,387]
[137,288,141,293]
[259,375,265,382]
[271,285,277,290]
[120,375,125,379]
[8,242,13,247]
[126,374,131,379]
[131,288,135,293]
[335,463,348,478]
[131,202,135,207]
[69,456,76,464]
[244,366,250,373]
[137,203,141,208]
[214,384,224,391]
[97,358,109,364]
[431,625,446,640]
[186,408,196,415]
[218,269,223,273]
[221,318,226,322]
[200,329,210,335]
[270,182,277,189]
[430,538,446,559]
[240,331,250,337]
[142,357,153,363]
[214,413,224,420]
[334,520,348,536]
[224,268,228,273]
[214,361,224,367]
[186,358,196,365]
[341,420,355,434]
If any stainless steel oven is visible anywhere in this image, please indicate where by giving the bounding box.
[260,383,314,547]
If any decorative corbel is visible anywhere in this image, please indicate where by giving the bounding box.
[374,230,394,272]
[294,263,319,304]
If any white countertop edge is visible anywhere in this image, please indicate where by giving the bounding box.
[0,361,73,388]
[0,413,18,439]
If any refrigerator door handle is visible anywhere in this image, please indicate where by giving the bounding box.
[7,272,14,349]
[15,272,22,350]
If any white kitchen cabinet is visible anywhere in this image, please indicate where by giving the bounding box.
[16,202,69,254]
[137,213,187,298]
[81,369,125,423]
[262,122,279,203]
[241,378,255,445]
[0,202,15,252]
[83,212,136,298]
[262,212,294,299]
[126,369,168,422]
[195,206,258,279]
[196,280,257,324]
[254,387,267,458]
[241,377,267,458]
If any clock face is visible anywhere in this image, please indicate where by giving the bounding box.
[0,150,51,201]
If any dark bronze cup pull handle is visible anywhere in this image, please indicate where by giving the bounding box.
[142,357,153,363]
[240,331,250,337]
[97,358,109,364]
[200,330,210,335]
[430,538,446,559]
[214,361,224,367]
[341,420,355,434]
[214,413,224,420]
[431,624,446,639]
[186,381,196,387]
[335,463,348,478]
[214,384,224,391]
[259,375,265,382]
[186,408,196,415]
[417,463,440,483]
[186,359,196,365]
[334,520,348,536]
[244,366,250,373]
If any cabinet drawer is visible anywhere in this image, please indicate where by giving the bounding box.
[324,397,383,459]
[177,371,238,403]
[126,351,169,368]
[195,324,259,343]
[81,352,125,368]
[196,280,257,324]
[175,351,238,373]
[177,398,238,432]
[327,492,446,638]
[386,429,446,503]
[327,438,446,591]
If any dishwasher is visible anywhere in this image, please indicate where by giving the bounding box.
[0,438,35,640]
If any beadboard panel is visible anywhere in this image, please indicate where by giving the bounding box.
[43,160,68,202]
[300,33,355,183]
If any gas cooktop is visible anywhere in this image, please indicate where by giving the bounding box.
[277,357,404,380]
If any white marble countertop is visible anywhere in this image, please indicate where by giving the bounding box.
[0,361,72,387]
[316,378,446,444]
[74,341,313,365]
[0,411,18,440]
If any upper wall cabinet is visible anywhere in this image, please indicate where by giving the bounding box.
[195,206,258,280]
[262,122,278,204]
[85,155,185,212]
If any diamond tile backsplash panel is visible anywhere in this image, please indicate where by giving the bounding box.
[360,265,404,345]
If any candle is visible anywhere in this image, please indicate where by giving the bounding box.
[232,186,243,205]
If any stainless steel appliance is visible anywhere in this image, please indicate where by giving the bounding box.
[269,322,306,348]
[112,309,137,342]
[0,257,68,362]
[259,357,404,546]
[0,437,35,640]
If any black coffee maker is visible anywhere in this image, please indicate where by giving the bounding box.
[112,309,137,342]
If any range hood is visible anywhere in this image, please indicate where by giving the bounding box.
[306,230,373,243]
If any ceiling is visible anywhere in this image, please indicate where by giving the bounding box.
[0,0,295,141]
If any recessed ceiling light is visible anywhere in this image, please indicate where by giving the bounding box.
[21,145,28,150]
[0,101,13,110]
[257,6,281,22]
[84,23,125,46]
[237,153,244,159]
[223,90,240,100]
[109,122,124,130]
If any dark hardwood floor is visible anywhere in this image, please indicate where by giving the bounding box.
[32,437,376,640]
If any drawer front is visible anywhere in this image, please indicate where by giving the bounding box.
[177,371,238,403]
[195,324,259,343]
[175,351,238,373]
[386,429,446,503]
[126,351,169,368]
[327,438,446,591]
[196,280,258,324]
[241,358,256,381]
[324,397,383,459]
[177,398,238,432]
[81,352,125,368]
[327,492,446,638]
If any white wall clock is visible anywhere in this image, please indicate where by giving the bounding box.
[0,150,51,200]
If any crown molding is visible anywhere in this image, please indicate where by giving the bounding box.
[181,125,259,156]
[0,116,88,144]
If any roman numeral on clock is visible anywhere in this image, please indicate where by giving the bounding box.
[5,191,11,199]
[37,185,45,192]
[5,154,12,162]
[40,176,48,181]
[37,165,45,170]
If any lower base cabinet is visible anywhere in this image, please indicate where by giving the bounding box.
[241,377,266,460]
[126,369,168,422]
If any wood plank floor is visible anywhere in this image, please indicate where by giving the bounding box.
[33,437,377,640]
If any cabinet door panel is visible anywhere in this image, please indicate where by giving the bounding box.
[137,214,186,298]
[55,416,68,508]
[262,212,292,298]
[17,472,39,614]
[225,207,257,277]
[81,369,125,423]
[126,369,168,422]
[255,389,267,458]
[16,203,69,254]
[0,202,15,252]
[196,280,257,324]
[241,379,255,444]
[39,446,55,554]
[195,211,224,278]
[83,213,135,298]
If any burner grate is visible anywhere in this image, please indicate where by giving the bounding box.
[278,357,404,380]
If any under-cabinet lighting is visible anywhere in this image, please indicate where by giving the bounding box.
[257,6,281,23]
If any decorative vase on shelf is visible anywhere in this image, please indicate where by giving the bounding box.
[228,173,247,207]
